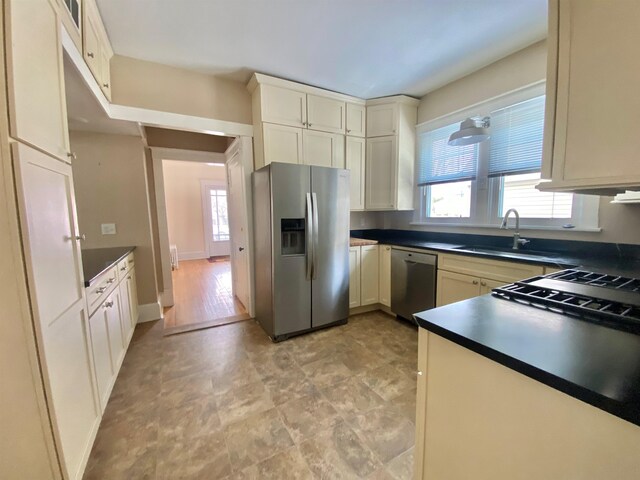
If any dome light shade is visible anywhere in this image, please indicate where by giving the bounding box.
[448,117,490,146]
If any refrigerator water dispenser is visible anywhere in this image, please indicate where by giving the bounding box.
[281,218,305,255]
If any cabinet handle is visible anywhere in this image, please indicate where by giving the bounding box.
[127,276,131,280]
[87,52,94,58]
[107,278,115,284]
[103,83,109,88]
[346,129,351,133]
[472,280,479,285]
[96,286,107,294]
[67,152,77,161]
[128,259,134,264]
[120,266,127,271]
[104,301,114,308]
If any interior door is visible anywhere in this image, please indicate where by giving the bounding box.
[226,151,250,310]
[311,166,350,327]
[203,183,230,257]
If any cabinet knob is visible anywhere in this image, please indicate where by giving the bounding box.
[87,52,94,58]
[416,371,423,376]
[67,152,77,161]
[480,281,487,286]
[472,280,479,285]
[308,123,312,127]
[103,83,109,88]
[346,129,351,133]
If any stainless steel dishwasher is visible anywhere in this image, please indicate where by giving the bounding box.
[391,248,437,323]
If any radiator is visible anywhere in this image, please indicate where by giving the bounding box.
[170,244,179,270]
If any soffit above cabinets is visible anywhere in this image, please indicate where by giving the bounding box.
[95,0,547,98]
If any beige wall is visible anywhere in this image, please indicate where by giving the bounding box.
[111,55,252,125]
[386,40,640,245]
[70,131,159,305]
[145,127,231,153]
[162,160,227,258]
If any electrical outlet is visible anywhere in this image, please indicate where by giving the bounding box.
[101,223,116,235]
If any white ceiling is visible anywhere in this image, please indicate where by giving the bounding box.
[96,0,547,99]
[64,55,140,135]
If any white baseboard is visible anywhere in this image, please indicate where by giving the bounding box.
[137,301,163,323]
[178,250,207,261]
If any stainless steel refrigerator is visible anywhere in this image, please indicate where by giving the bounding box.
[252,162,350,341]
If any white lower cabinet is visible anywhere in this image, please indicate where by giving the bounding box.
[120,268,139,339]
[379,245,391,307]
[360,245,379,305]
[349,244,380,308]
[349,247,361,308]
[88,301,115,411]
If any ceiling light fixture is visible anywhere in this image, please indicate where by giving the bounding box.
[448,116,490,146]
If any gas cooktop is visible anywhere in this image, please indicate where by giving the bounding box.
[492,269,640,333]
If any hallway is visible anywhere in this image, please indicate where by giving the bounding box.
[163,258,249,334]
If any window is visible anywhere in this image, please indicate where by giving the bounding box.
[415,85,599,230]
[209,189,229,241]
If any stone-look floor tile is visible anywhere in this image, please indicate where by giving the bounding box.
[252,350,298,379]
[224,408,294,471]
[339,343,389,371]
[277,391,341,443]
[321,376,386,417]
[237,447,314,480]
[358,364,416,401]
[385,447,414,480]
[211,358,263,395]
[262,368,319,406]
[367,468,397,480]
[215,380,274,426]
[156,430,232,479]
[346,406,415,463]
[298,420,381,479]
[389,387,417,423]
[159,396,221,440]
[386,356,417,380]
[301,355,354,388]
[160,371,215,408]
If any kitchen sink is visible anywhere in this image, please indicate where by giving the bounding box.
[453,245,564,262]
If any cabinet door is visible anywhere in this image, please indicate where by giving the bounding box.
[263,123,303,165]
[436,270,481,307]
[303,130,344,168]
[307,94,345,134]
[360,245,379,306]
[552,0,640,186]
[379,245,392,307]
[88,305,114,411]
[82,0,102,84]
[366,103,398,137]
[346,103,366,137]
[261,85,307,128]
[366,136,397,210]
[99,45,112,100]
[118,277,132,343]
[6,0,70,161]
[349,247,361,308]
[105,289,125,371]
[13,143,99,480]
[346,137,365,210]
[479,278,507,296]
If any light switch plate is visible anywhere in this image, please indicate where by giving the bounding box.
[101,223,116,235]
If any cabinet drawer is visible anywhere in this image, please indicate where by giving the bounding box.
[117,252,135,281]
[87,265,117,312]
[438,253,544,284]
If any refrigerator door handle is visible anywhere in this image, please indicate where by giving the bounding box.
[311,192,319,280]
[305,192,313,280]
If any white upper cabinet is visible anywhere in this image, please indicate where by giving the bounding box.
[307,94,345,134]
[540,0,640,194]
[83,0,113,100]
[346,103,366,137]
[6,0,70,161]
[366,103,398,137]
[346,136,366,210]
[263,123,304,165]
[303,130,344,168]
[366,136,397,210]
[261,85,307,128]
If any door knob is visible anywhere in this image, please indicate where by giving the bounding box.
[239,247,245,252]
[75,234,86,241]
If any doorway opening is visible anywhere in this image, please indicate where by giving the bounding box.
[151,137,254,335]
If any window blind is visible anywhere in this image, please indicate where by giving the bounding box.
[488,95,545,177]
[417,122,479,186]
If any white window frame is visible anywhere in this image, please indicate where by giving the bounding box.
[413,81,600,232]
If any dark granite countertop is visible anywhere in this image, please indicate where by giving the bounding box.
[81,247,135,287]
[350,229,640,277]
[414,296,640,427]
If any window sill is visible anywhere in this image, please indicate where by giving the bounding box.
[409,221,602,233]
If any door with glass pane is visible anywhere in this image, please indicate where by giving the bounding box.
[203,184,230,257]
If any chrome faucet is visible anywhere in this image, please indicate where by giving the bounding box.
[500,208,530,250]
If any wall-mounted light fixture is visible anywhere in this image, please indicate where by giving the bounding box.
[448,116,491,146]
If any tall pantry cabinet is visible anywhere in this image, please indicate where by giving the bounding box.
[4,0,100,479]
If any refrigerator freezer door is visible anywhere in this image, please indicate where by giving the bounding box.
[270,163,312,337]
[310,166,350,327]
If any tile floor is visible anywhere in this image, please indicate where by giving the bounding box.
[84,311,418,479]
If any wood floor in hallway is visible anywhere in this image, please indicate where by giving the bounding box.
[163,258,249,333]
